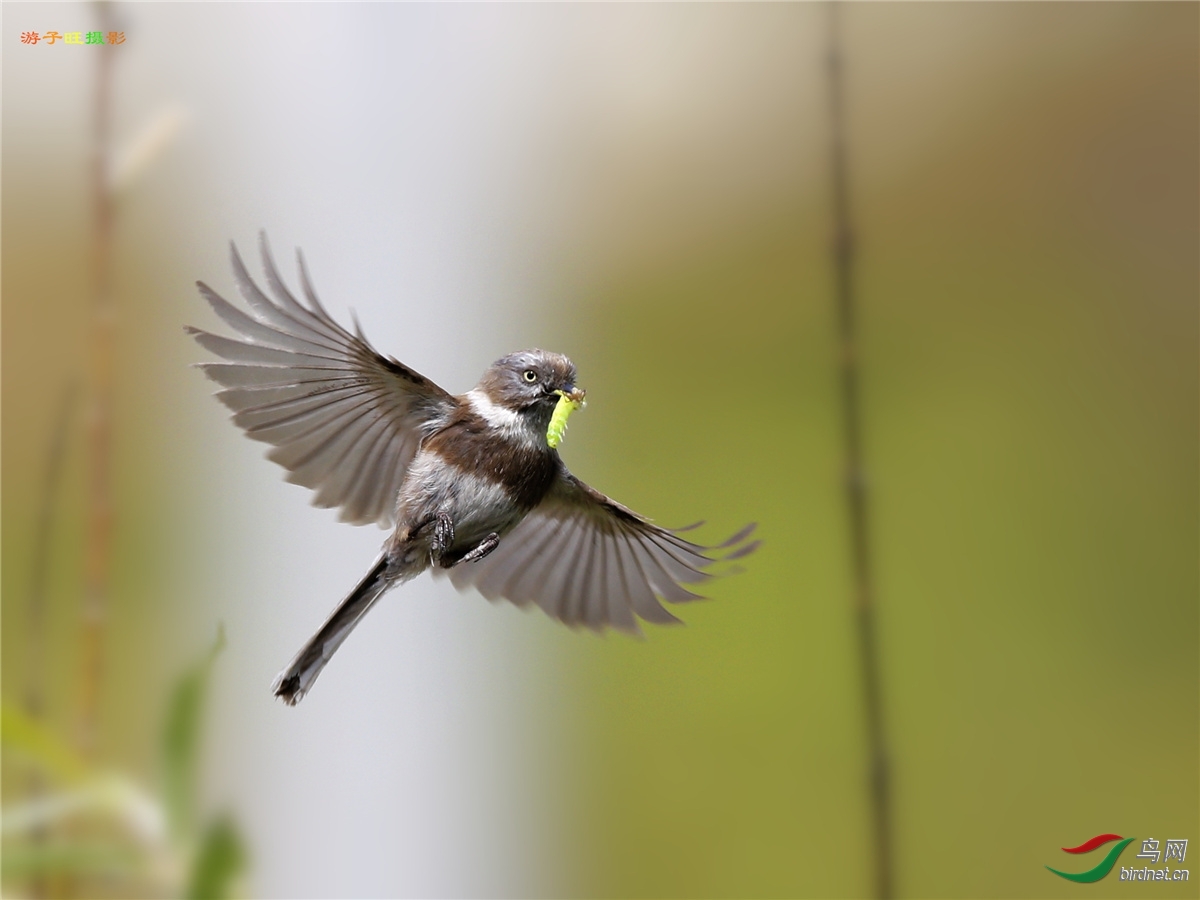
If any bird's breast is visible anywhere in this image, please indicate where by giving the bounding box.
[395,422,559,549]
[424,410,560,510]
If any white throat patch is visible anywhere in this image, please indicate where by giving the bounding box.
[466,389,543,450]
[465,388,543,450]
[466,389,522,430]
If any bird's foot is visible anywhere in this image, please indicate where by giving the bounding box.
[455,533,500,566]
[428,512,455,564]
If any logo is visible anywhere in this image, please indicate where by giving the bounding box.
[1047,834,1189,884]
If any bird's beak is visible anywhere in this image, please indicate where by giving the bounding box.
[559,386,586,406]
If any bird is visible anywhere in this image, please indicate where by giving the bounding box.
[188,235,759,705]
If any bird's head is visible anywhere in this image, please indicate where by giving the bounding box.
[471,349,585,446]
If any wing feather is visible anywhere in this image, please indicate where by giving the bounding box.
[200,364,347,392]
[616,530,682,625]
[562,521,597,628]
[197,283,325,354]
[234,384,365,435]
[190,235,455,527]
[630,538,704,605]
[531,516,583,621]
[478,515,559,604]
[265,390,382,470]
[232,242,345,348]
[511,514,574,606]
[580,533,607,631]
[341,416,400,523]
[443,468,757,631]
[188,329,341,367]
[599,535,640,634]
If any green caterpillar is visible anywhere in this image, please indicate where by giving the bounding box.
[547,389,585,449]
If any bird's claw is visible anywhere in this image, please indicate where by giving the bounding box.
[457,533,500,566]
[429,512,455,564]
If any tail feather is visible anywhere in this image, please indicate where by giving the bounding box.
[271,555,393,705]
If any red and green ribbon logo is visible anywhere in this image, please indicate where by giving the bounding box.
[1046,834,1135,883]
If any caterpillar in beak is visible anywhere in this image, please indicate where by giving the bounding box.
[547,388,586,449]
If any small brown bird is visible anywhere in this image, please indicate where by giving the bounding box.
[189,235,758,704]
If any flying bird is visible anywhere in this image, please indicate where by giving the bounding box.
[188,236,758,704]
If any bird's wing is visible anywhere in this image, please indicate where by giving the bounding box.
[188,234,457,528]
[441,469,759,632]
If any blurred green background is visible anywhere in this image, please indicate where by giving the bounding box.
[3,3,1196,898]
[555,8,1199,896]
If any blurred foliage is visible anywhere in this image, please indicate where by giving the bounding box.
[164,625,227,843]
[1,628,247,898]
[187,816,247,900]
[1,705,90,785]
[1,841,140,882]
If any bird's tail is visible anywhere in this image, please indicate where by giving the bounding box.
[271,554,396,705]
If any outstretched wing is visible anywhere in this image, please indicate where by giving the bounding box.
[188,234,456,528]
[442,470,759,632]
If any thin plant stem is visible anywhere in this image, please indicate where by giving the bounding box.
[81,0,116,760]
[25,383,77,900]
[826,4,893,898]
[27,383,78,734]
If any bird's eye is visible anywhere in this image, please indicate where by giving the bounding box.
[522,370,538,383]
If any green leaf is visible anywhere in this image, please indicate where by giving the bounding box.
[0,703,90,784]
[186,815,247,900]
[162,625,226,841]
